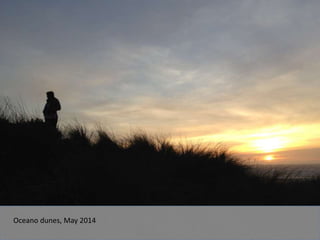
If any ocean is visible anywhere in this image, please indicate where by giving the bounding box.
[248,164,320,179]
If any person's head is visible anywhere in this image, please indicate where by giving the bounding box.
[46,91,55,99]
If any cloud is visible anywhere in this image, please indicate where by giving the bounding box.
[1,0,320,154]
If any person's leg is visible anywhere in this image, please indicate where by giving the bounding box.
[45,118,57,128]
[52,117,58,128]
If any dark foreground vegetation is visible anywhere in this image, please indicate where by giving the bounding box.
[1,105,320,205]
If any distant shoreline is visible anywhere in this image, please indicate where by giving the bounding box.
[249,163,320,179]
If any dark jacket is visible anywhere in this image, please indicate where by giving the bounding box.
[43,97,61,119]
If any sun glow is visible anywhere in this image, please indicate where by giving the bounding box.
[252,137,287,153]
[182,124,320,162]
[264,155,274,161]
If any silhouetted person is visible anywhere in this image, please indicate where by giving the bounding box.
[43,91,61,128]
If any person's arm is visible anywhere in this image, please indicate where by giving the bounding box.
[56,99,61,111]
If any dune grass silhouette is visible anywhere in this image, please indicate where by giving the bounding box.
[1,101,320,205]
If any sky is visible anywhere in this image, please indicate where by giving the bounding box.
[1,0,320,164]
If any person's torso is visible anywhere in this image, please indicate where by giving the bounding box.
[44,98,60,116]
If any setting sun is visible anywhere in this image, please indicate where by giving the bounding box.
[264,155,274,161]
